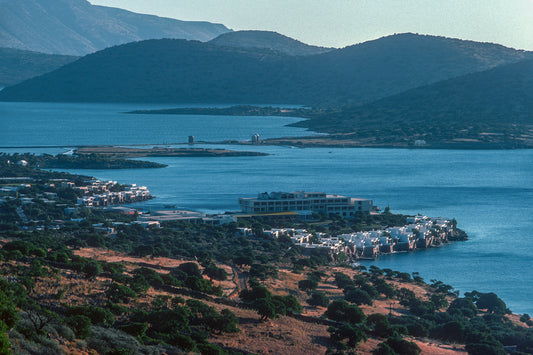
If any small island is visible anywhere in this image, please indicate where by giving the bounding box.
[127,105,316,118]
[75,146,268,158]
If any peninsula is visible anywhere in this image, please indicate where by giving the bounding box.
[75,146,268,158]
[128,104,533,149]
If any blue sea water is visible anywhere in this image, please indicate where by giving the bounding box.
[0,102,311,147]
[1,102,532,315]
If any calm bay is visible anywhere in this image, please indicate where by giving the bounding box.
[1,102,532,315]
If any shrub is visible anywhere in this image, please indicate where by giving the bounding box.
[161,273,181,287]
[465,342,507,355]
[369,266,384,276]
[447,297,478,318]
[396,272,412,283]
[308,292,330,307]
[167,333,196,351]
[280,295,303,314]
[390,316,432,338]
[102,262,125,274]
[360,283,379,298]
[2,241,32,255]
[239,285,271,303]
[475,292,508,314]
[171,296,186,308]
[54,324,75,341]
[203,263,228,281]
[82,260,102,279]
[177,262,202,277]
[429,293,448,309]
[132,267,164,286]
[381,337,421,355]
[372,342,397,355]
[328,323,367,348]
[298,279,318,292]
[87,327,142,355]
[0,293,19,329]
[196,342,228,355]
[366,314,393,338]
[325,300,366,324]
[184,276,223,296]
[128,275,151,294]
[372,278,396,298]
[249,264,278,280]
[333,272,354,289]
[146,308,191,334]
[430,320,465,343]
[118,323,148,338]
[67,305,115,326]
[106,283,137,303]
[0,322,11,355]
[252,298,278,321]
[65,315,92,339]
[345,289,373,306]
[205,309,240,334]
[308,270,326,283]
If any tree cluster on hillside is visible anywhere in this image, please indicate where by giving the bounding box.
[321,265,533,354]
[0,235,241,354]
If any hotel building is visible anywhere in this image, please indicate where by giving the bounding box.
[238,191,373,217]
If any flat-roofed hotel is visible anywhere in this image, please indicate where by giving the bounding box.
[238,191,373,217]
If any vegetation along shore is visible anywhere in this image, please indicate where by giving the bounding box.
[129,105,533,149]
[0,147,268,172]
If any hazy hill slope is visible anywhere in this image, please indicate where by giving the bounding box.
[296,33,533,105]
[0,34,531,105]
[0,47,78,87]
[209,30,332,56]
[0,0,230,55]
[298,59,533,146]
[0,39,292,103]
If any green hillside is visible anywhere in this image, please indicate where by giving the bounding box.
[1,33,530,106]
[0,47,77,87]
[296,59,533,148]
[209,30,332,56]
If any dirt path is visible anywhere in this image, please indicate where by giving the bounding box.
[228,266,248,299]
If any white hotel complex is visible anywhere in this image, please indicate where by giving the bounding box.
[238,191,374,217]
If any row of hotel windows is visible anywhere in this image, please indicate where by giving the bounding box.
[252,206,357,217]
[251,205,363,212]
[252,199,352,207]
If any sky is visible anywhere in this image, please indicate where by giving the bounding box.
[89,0,533,50]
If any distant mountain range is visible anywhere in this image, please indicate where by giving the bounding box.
[209,30,332,56]
[0,0,230,55]
[0,47,78,87]
[1,33,530,106]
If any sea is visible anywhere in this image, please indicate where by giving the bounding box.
[1,102,532,315]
